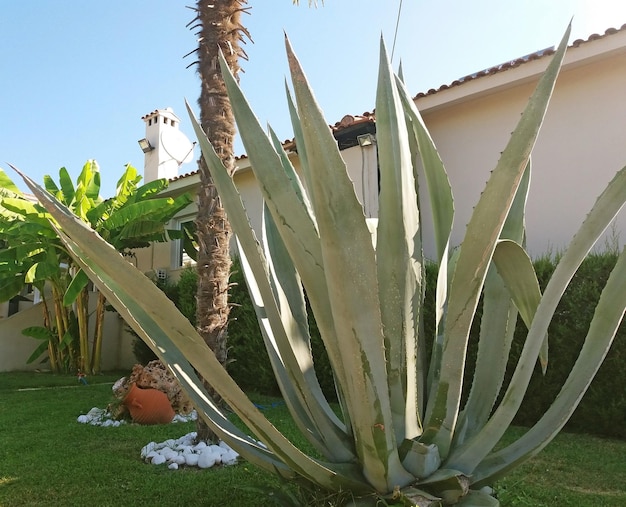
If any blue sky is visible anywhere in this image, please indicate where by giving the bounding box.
[2,1,625,197]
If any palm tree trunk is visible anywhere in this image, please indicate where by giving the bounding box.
[191,0,249,442]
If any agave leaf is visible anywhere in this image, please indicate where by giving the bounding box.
[375,36,423,442]
[447,163,626,474]
[418,468,470,504]
[267,120,353,426]
[285,82,313,199]
[456,490,500,506]
[396,62,454,415]
[452,264,518,448]
[399,440,441,479]
[421,23,571,458]
[262,204,355,459]
[454,164,533,445]
[395,63,454,416]
[267,125,317,227]
[14,164,373,494]
[394,77,454,265]
[497,160,549,371]
[187,104,353,461]
[492,239,544,342]
[215,50,353,404]
[386,486,443,506]
[285,35,415,490]
[473,234,626,487]
[237,239,353,462]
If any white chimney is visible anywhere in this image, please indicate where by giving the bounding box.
[139,107,195,183]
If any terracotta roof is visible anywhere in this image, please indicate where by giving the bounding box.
[413,23,626,99]
[168,23,626,185]
[330,112,376,132]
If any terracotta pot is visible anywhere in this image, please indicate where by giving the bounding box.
[123,383,175,425]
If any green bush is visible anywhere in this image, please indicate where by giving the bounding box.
[151,252,625,438]
[227,259,280,394]
[509,251,626,438]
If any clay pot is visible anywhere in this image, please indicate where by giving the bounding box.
[123,383,175,425]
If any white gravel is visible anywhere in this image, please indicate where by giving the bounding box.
[77,407,196,426]
[141,432,239,469]
[76,407,239,469]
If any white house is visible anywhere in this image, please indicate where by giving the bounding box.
[136,23,626,278]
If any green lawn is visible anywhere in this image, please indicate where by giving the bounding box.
[1,371,625,506]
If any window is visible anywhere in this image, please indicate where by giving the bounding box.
[173,218,197,268]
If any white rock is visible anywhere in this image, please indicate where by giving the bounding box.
[77,415,89,423]
[141,442,156,458]
[168,462,179,470]
[193,441,207,451]
[162,449,178,462]
[197,451,216,469]
[184,454,199,467]
[209,444,225,456]
[222,450,238,466]
[172,455,186,465]
[151,454,166,465]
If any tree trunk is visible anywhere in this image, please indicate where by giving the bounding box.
[192,0,249,442]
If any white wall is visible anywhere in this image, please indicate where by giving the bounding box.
[416,38,626,259]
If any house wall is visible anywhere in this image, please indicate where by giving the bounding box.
[141,146,380,282]
[416,39,626,259]
[0,293,135,372]
[141,30,625,273]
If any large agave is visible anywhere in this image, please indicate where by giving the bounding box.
[15,24,626,506]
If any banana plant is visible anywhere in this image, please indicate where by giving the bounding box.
[0,162,192,373]
[15,24,626,506]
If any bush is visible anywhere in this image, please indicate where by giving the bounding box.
[148,251,625,438]
[227,259,280,394]
[509,251,626,438]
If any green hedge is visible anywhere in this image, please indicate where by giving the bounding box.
[507,252,626,438]
[149,253,625,439]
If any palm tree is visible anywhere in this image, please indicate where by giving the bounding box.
[188,0,320,442]
[186,0,250,442]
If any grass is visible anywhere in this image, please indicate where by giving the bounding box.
[1,371,625,506]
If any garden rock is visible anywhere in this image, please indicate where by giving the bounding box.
[141,431,240,470]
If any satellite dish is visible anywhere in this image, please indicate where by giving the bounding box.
[160,129,195,165]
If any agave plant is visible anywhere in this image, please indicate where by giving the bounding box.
[14,24,626,506]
